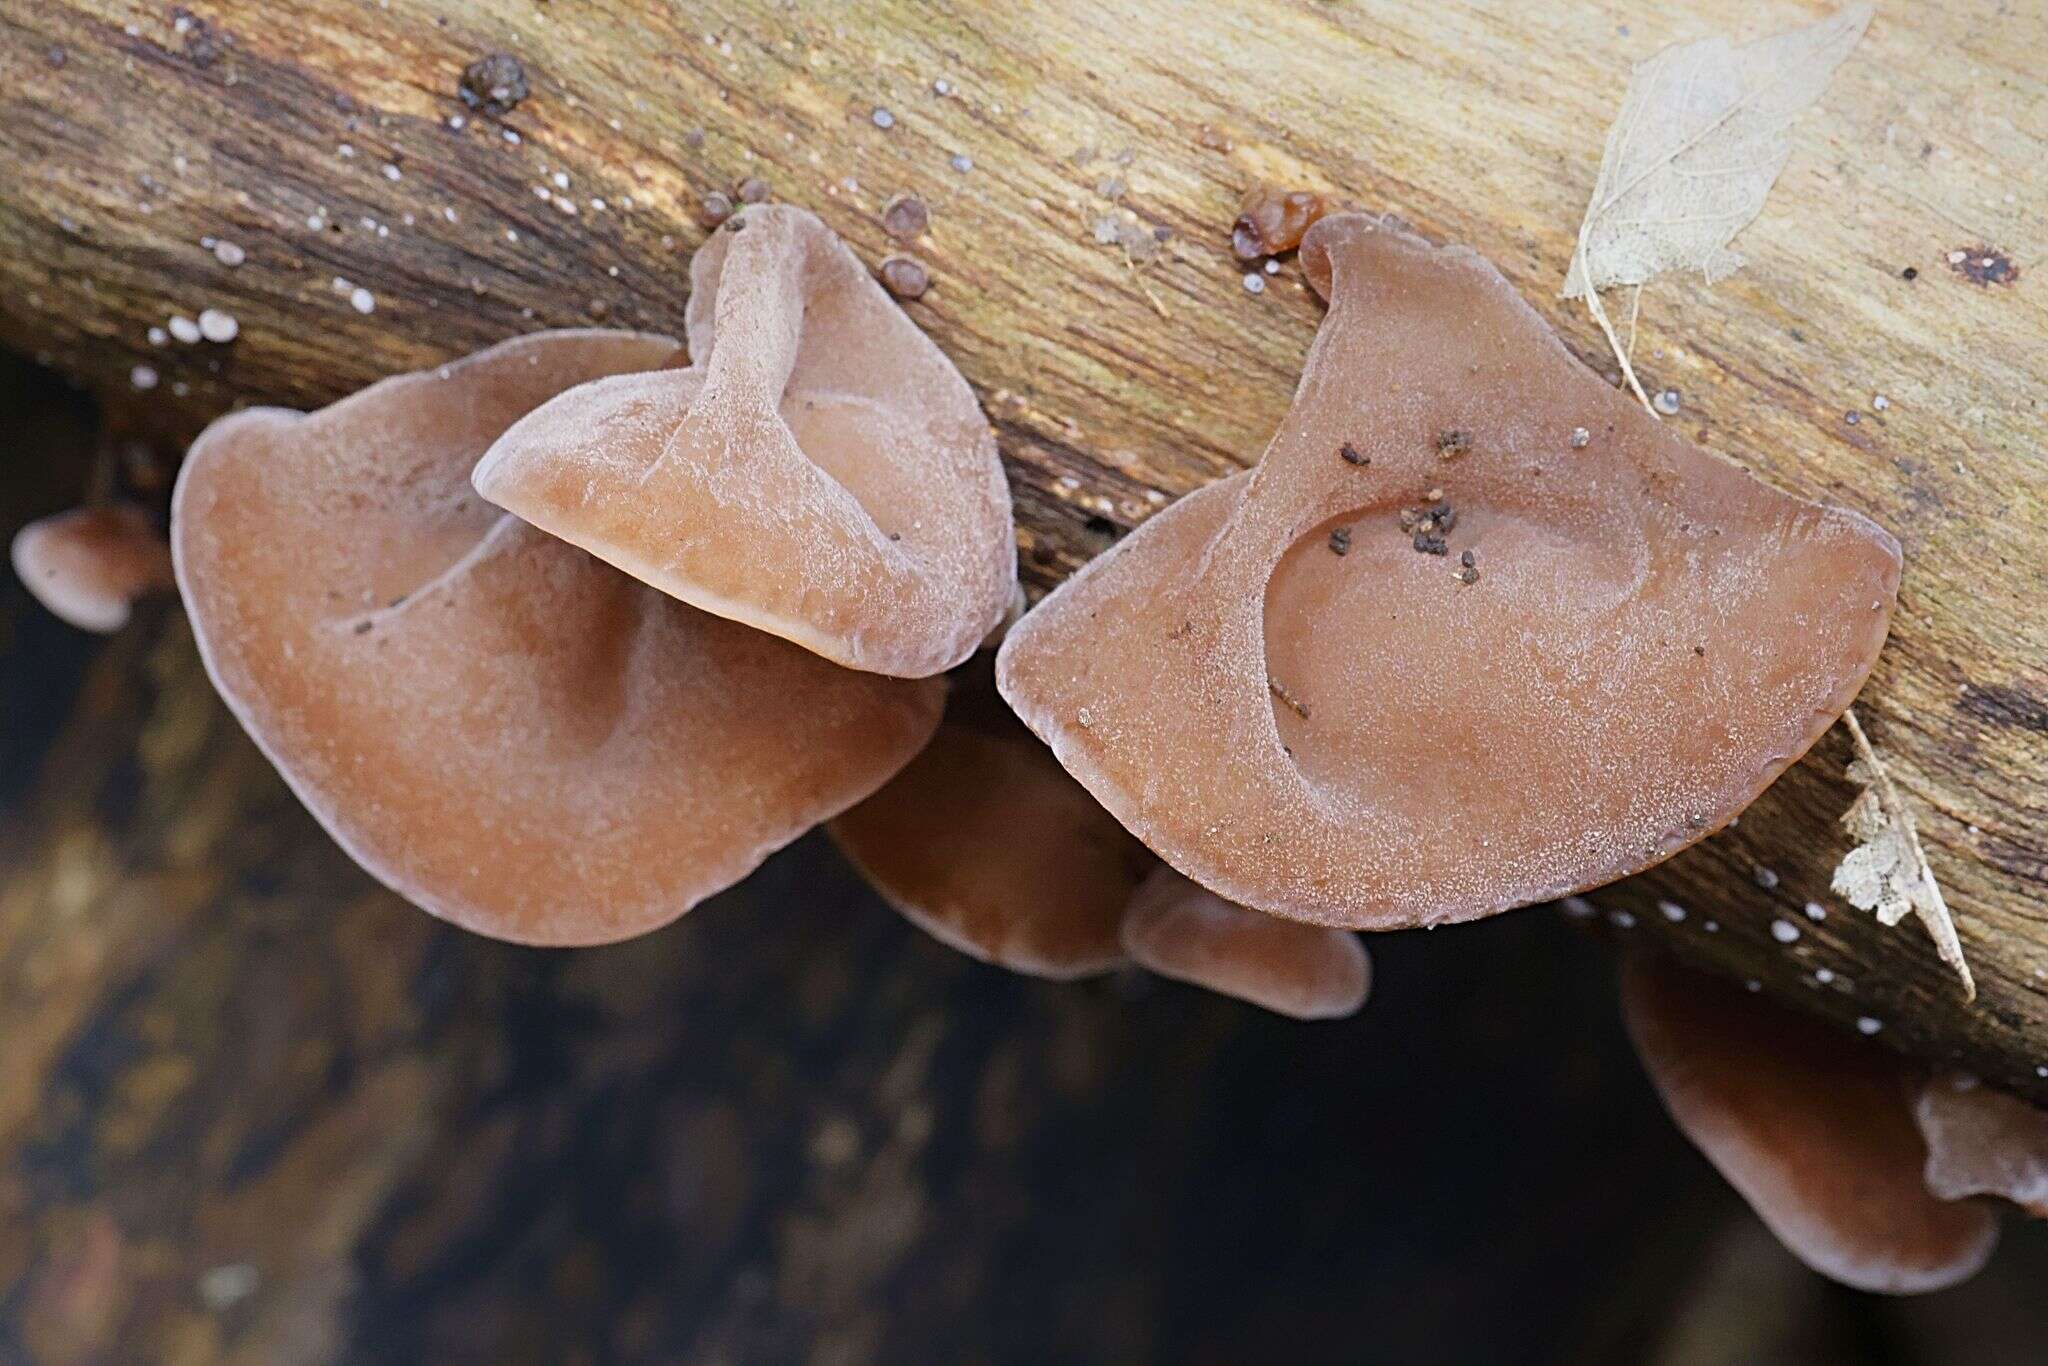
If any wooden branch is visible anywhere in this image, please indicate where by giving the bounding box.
[1,0,2043,1098]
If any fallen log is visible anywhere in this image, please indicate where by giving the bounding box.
[1,0,2043,1100]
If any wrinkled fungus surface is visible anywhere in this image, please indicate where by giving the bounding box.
[1622,959,1997,1294]
[1121,866,1369,1021]
[829,660,1149,979]
[999,213,1901,929]
[1917,1073,2048,1217]
[11,503,173,633]
[175,330,943,946]
[474,205,1014,678]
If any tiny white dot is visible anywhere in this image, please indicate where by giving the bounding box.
[212,240,246,267]
[1657,899,1686,923]
[168,314,201,344]
[1815,968,1835,985]
[1608,910,1636,930]
[349,286,375,314]
[197,308,238,343]
[129,364,159,390]
[1804,901,1827,922]
[1857,1016,1883,1035]
[1771,919,1800,944]
[383,163,402,181]
[1242,273,1266,294]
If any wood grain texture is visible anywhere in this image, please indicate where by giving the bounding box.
[0,0,2043,1104]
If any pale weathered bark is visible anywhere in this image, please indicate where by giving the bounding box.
[1,0,2043,1110]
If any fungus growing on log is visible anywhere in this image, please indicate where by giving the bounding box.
[1621,958,1999,1294]
[11,504,173,633]
[998,213,1901,929]
[1916,1073,2048,1217]
[1121,866,1369,1020]
[829,659,1149,979]
[474,205,1014,678]
[174,330,942,946]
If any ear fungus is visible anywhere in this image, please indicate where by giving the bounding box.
[473,205,1016,678]
[829,657,1149,979]
[174,330,942,947]
[1622,958,1998,1294]
[1121,866,1369,1020]
[12,504,173,633]
[998,213,1900,929]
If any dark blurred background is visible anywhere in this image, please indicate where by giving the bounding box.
[4,348,2045,1365]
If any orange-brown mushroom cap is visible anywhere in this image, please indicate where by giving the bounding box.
[1120,866,1369,1020]
[473,205,1015,678]
[998,213,1900,929]
[11,504,173,633]
[173,330,943,947]
[1916,1073,2048,1218]
[828,659,1150,979]
[1621,958,1998,1294]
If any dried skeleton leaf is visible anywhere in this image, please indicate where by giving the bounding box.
[1622,959,1998,1294]
[1833,709,1972,998]
[1121,866,1368,1021]
[474,205,1015,678]
[1563,5,1872,407]
[829,659,1149,979]
[174,331,942,947]
[997,214,1900,929]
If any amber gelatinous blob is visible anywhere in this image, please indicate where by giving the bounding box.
[1232,186,1329,260]
[1121,866,1369,1020]
[829,659,1150,979]
[473,205,1015,679]
[998,213,1901,929]
[1623,959,1997,1294]
[11,503,173,633]
[174,331,943,947]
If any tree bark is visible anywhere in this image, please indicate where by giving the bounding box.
[1,0,2044,1106]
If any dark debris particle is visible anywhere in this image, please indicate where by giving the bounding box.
[1459,549,1475,568]
[1436,428,1472,458]
[1901,266,1919,280]
[882,192,929,241]
[1950,246,2019,287]
[459,52,530,116]
[1413,531,1448,556]
[879,254,930,300]
[47,45,67,67]
[1339,442,1368,466]
[1328,526,1351,556]
[1268,678,1310,720]
[1454,564,1479,585]
[737,177,772,204]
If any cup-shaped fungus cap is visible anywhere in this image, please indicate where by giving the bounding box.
[828,658,1150,979]
[473,205,1016,678]
[1915,1073,2048,1218]
[998,213,1901,929]
[1120,866,1369,1020]
[11,504,173,632]
[1621,958,1998,1294]
[173,330,943,947]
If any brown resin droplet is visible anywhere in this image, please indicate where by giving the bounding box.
[1231,185,1329,260]
[174,330,943,947]
[474,206,1014,678]
[1121,866,1369,1020]
[830,659,1150,979]
[11,503,173,632]
[1623,958,1998,1294]
[997,213,1901,929]
[878,254,930,300]
[881,192,930,241]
